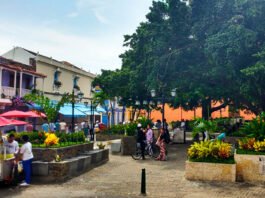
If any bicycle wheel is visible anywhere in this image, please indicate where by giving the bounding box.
[151,144,160,158]
[131,147,142,160]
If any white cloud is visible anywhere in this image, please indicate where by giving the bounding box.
[0,21,122,74]
[67,12,79,18]
[74,0,109,24]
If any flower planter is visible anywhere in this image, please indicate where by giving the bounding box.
[121,136,136,155]
[185,161,236,182]
[32,143,94,162]
[235,153,265,183]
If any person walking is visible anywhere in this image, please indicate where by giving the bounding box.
[59,119,67,133]
[146,124,154,155]
[136,123,146,160]
[155,128,166,161]
[55,120,60,132]
[19,135,34,186]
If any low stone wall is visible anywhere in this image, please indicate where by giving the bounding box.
[32,149,109,183]
[235,154,265,183]
[224,137,241,146]
[121,136,136,155]
[32,143,94,162]
[96,134,123,141]
[185,161,236,182]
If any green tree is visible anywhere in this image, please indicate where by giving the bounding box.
[24,93,70,123]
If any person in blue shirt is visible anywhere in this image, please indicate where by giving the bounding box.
[42,122,49,132]
[55,120,60,132]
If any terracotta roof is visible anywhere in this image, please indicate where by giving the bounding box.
[0,57,46,78]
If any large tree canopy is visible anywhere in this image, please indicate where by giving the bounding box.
[93,0,265,120]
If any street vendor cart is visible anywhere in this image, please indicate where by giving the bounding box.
[0,136,16,182]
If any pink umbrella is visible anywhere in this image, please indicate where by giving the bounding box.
[0,117,13,127]
[9,119,28,126]
[0,117,28,127]
[0,110,32,118]
[28,111,46,118]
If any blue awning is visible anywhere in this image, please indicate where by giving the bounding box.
[96,106,106,113]
[59,105,87,117]
[75,106,100,115]
[26,103,42,110]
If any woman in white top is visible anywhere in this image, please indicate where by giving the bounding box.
[19,135,34,186]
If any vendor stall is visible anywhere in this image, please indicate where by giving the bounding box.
[0,135,15,182]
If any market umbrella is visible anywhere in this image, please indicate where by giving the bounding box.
[0,110,32,118]
[9,119,28,126]
[28,111,46,118]
[0,117,28,127]
[0,117,13,127]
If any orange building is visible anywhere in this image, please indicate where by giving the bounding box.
[126,103,256,122]
[149,104,256,122]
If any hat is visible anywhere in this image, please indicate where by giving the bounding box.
[137,123,142,128]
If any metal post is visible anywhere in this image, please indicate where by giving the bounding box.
[71,89,75,133]
[141,168,146,195]
[162,94,165,130]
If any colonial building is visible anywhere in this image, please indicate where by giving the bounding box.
[2,47,95,103]
[0,56,45,109]
[2,47,108,127]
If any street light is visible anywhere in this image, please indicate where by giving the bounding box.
[151,89,156,97]
[71,89,83,133]
[135,100,140,106]
[150,88,177,130]
[171,89,177,97]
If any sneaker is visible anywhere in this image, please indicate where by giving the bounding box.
[20,182,30,187]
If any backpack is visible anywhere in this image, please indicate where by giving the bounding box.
[164,130,170,144]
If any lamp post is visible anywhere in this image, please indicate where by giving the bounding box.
[90,100,98,141]
[150,88,176,130]
[71,89,84,133]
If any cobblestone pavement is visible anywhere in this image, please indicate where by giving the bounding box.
[1,142,265,198]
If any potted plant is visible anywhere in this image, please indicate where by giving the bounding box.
[235,137,265,182]
[54,80,62,88]
[186,140,236,182]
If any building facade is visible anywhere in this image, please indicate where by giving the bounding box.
[2,47,95,103]
[0,56,45,107]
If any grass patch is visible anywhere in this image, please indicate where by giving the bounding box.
[189,156,235,164]
[236,149,265,155]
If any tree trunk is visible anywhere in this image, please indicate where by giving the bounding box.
[132,108,136,121]
[202,99,211,120]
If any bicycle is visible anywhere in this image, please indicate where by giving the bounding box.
[131,141,160,160]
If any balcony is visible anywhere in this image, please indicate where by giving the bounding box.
[18,88,31,97]
[1,86,16,98]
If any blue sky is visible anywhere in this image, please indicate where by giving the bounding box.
[0,0,152,74]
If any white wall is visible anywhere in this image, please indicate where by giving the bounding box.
[2,47,35,66]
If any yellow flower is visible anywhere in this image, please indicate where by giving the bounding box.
[44,133,59,146]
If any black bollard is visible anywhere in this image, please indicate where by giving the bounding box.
[141,168,146,195]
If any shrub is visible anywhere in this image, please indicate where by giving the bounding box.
[253,140,265,152]
[137,117,153,128]
[100,123,137,136]
[188,140,233,162]
[240,112,265,140]
[13,131,86,145]
[238,138,255,150]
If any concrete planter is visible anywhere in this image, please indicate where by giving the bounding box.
[185,161,236,182]
[32,143,94,162]
[32,149,109,183]
[96,134,123,141]
[235,153,265,183]
[121,136,136,155]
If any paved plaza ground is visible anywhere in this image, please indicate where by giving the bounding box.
[1,142,265,198]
